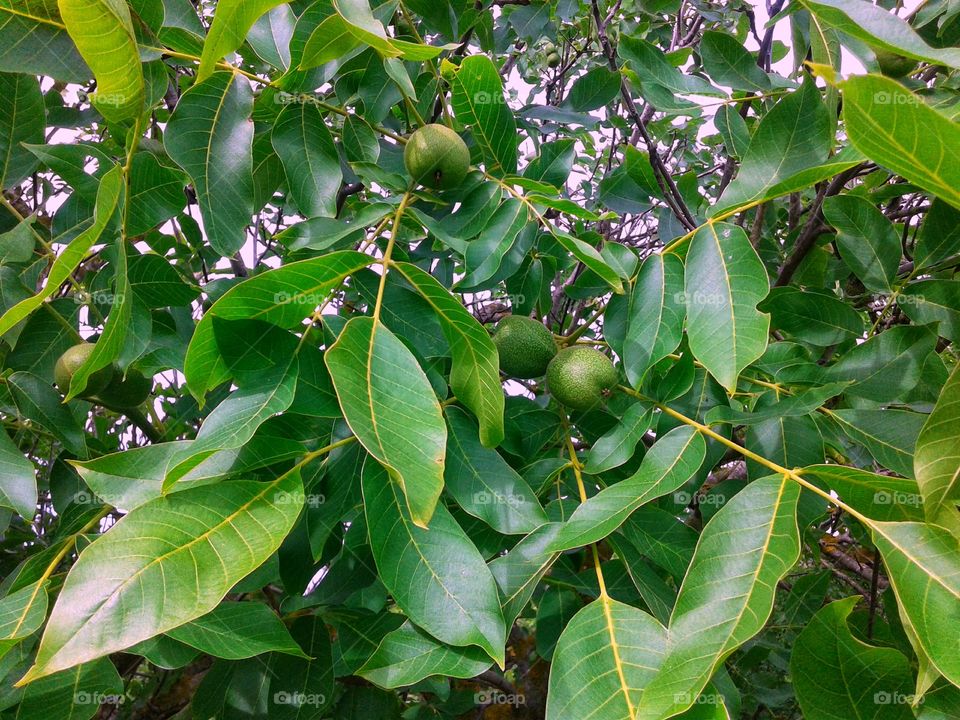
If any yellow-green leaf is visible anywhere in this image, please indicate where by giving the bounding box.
[58,0,143,121]
[841,74,960,210]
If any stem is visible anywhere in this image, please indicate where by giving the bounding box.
[564,430,609,595]
[373,191,413,321]
[618,385,871,526]
[561,304,607,344]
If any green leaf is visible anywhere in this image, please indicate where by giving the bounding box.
[271,101,342,218]
[802,465,924,523]
[74,432,303,510]
[801,0,960,68]
[269,615,335,719]
[394,262,504,447]
[524,139,576,188]
[899,280,960,343]
[247,5,296,71]
[759,287,865,346]
[332,0,403,58]
[125,153,187,235]
[443,406,545,534]
[0,73,44,190]
[790,596,914,720]
[0,581,48,663]
[706,383,848,425]
[841,74,960,210]
[326,317,446,528]
[831,409,926,478]
[568,67,621,112]
[184,250,372,399]
[535,588,581,661]
[15,657,122,720]
[914,200,960,268]
[0,429,36,520]
[618,35,721,100]
[700,31,771,91]
[622,253,685,386]
[165,359,299,487]
[872,521,960,687]
[683,222,770,393]
[341,114,380,164]
[361,460,506,666]
[67,243,132,401]
[607,534,675,625]
[8,372,87,457]
[715,104,750,159]
[550,426,706,552]
[447,55,518,175]
[59,0,143,121]
[0,165,121,337]
[825,326,935,403]
[823,194,900,292]
[0,0,89,82]
[584,403,654,474]
[165,602,308,659]
[489,522,562,627]
[545,596,667,720]
[299,14,362,69]
[197,0,286,81]
[164,72,255,257]
[712,79,831,215]
[550,228,625,293]
[913,363,960,527]
[0,217,37,265]
[126,252,198,307]
[635,476,801,718]
[457,198,529,289]
[18,469,303,682]
[357,621,493,689]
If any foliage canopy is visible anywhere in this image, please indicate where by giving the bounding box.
[0,0,959,718]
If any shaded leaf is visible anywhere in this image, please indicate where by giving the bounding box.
[362,460,506,665]
[164,72,254,257]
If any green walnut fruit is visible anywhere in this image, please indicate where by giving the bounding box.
[492,315,557,379]
[547,346,618,412]
[96,369,152,409]
[543,41,557,54]
[546,52,561,68]
[54,343,115,397]
[874,48,917,77]
[403,124,471,190]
